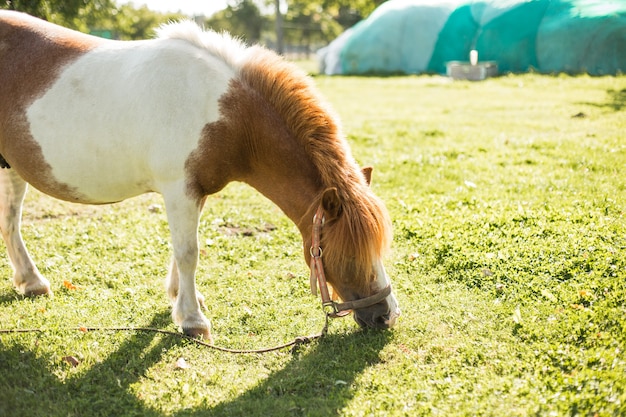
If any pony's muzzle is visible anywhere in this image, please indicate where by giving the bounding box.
[353,303,401,329]
[385,308,401,327]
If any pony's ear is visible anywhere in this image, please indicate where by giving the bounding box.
[362,166,373,186]
[321,187,342,220]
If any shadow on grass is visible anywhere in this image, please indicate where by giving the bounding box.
[178,330,391,417]
[578,88,626,112]
[0,311,175,417]
[0,290,54,305]
[0,291,21,305]
[0,311,391,417]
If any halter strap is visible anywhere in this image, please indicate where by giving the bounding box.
[309,205,391,318]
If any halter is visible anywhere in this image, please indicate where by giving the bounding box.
[309,205,392,318]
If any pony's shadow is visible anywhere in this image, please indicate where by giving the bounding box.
[0,311,174,417]
[0,292,21,305]
[0,286,50,305]
[1,310,390,417]
[175,330,391,417]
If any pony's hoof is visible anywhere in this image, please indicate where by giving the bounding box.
[17,280,52,297]
[183,326,213,343]
[26,285,53,297]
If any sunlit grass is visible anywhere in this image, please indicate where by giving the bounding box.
[1,73,625,416]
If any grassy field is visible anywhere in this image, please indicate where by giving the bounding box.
[0,73,625,416]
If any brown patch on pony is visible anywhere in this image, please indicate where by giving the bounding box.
[236,47,392,294]
[186,75,321,221]
[0,11,103,200]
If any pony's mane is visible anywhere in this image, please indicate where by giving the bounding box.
[155,20,248,70]
[237,48,392,290]
[158,21,391,290]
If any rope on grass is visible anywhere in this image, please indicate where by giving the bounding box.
[0,315,329,354]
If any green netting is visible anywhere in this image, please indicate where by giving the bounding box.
[327,0,626,76]
[537,0,626,74]
[340,1,462,74]
[427,5,480,74]
[475,0,550,72]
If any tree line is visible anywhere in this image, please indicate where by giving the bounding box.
[2,0,386,52]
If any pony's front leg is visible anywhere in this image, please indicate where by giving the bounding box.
[163,186,211,340]
[166,258,206,309]
[0,169,50,296]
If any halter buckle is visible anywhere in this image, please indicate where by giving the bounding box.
[322,301,338,317]
[323,301,351,318]
[309,246,323,258]
[313,212,325,226]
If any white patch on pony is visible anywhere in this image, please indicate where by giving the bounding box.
[374,262,401,327]
[26,26,240,203]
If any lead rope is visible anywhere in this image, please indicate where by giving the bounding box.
[0,314,329,354]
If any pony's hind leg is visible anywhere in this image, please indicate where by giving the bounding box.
[0,169,50,296]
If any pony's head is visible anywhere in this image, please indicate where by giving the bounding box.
[307,168,400,329]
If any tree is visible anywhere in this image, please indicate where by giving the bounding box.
[267,0,384,55]
[2,0,115,30]
[279,1,342,55]
[205,0,265,44]
[100,4,185,40]
[275,0,283,54]
[2,1,185,40]
[321,0,386,28]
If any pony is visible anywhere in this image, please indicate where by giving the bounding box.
[0,11,400,340]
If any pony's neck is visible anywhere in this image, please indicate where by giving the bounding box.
[194,78,329,238]
[240,126,321,237]
[232,94,323,237]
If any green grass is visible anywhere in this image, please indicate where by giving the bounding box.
[1,73,625,416]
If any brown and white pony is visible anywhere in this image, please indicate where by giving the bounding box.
[0,11,400,339]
